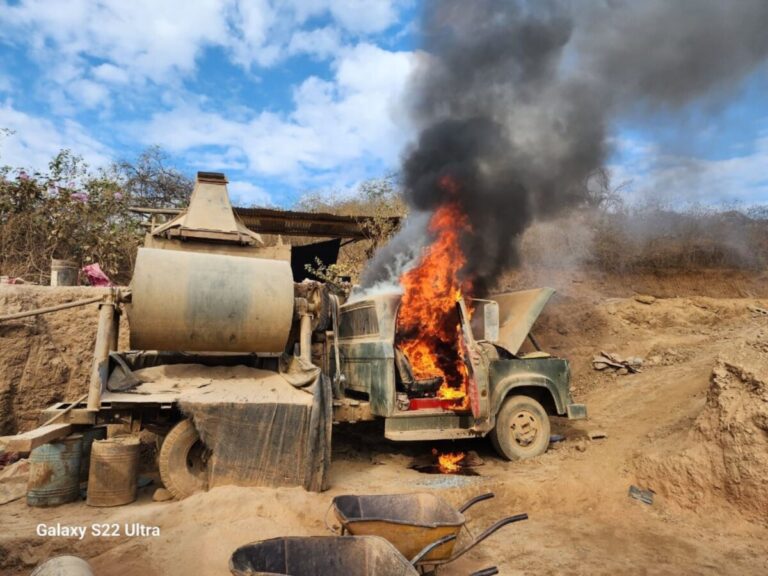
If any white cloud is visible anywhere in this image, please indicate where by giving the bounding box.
[67,79,110,109]
[287,0,403,34]
[92,64,131,85]
[0,101,112,169]
[0,75,12,94]
[0,0,408,112]
[228,180,273,206]
[609,133,768,206]
[288,26,342,60]
[140,43,416,186]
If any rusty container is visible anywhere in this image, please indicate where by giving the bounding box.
[79,426,107,482]
[87,436,140,507]
[27,434,83,507]
[50,258,78,286]
[31,556,94,576]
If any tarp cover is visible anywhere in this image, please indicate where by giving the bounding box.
[182,373,332,492]
[112,362,332,492]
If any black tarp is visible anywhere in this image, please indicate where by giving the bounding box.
[290,238,341,282]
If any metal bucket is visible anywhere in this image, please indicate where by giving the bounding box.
[50,259,78,287]
[27,435,83,507]
[79,426,107,482]
[30,555,94,576]
[87,436,140,507]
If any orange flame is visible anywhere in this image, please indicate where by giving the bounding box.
[437,451,466,474]
[396,182,473,411]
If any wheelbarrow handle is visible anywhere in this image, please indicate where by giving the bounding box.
[410,534,457,566]
[458,492,495,513]
[435,513,529,566]
[469,568,499,576]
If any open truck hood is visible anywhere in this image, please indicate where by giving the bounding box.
[491,288,555,355]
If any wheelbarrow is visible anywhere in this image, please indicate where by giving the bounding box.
[329,492,527,571]
[229,535,500,576]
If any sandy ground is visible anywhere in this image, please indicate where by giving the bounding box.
[1,269,767,575]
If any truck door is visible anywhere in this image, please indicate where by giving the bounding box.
[457,297,491,423]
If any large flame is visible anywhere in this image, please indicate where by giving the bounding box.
[437,451,466,474]
[396,186,473,410]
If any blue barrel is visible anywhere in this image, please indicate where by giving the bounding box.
[79,426,107,482]
[27,434,83,507]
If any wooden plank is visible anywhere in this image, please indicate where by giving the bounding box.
[0,423,72,454]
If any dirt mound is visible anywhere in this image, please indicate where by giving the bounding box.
[0,286,127,434]
[634,341,768,521]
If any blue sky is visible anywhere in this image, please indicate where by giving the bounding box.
[0,0,766,208]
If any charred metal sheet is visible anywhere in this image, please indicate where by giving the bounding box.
[128,248,294,353]
[491,288,555,355]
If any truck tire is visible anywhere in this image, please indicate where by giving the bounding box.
[158,419,209,500]
[490,395,551,461]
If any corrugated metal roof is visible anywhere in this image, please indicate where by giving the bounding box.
[130,206,401,241]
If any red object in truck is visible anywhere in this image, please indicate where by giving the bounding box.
[409,398,456,411]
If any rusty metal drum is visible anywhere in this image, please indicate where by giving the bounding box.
[30,556,94,576]
[79,426,107,482]
[128,247,295,353]
[86,436,140,507]
[27,434,83,507]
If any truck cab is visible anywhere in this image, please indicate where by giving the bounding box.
[333,289,586,460]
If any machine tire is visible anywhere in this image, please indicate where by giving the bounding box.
[490,395,551,461]
[158,419,209,500]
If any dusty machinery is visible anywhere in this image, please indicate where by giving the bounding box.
[17,171,584,499]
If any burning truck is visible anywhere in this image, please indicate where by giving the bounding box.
[336,197,586,459]
[6,172,585,500]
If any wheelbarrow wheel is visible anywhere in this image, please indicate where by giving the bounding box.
[158,419,209,500]
[491,395,550,460]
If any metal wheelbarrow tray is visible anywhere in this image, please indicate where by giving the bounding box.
[229,535,499,576]
[330,492,527,566]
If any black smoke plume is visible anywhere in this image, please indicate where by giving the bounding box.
[362,0,768,293]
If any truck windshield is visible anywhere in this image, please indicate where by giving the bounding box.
[338,305,379,339]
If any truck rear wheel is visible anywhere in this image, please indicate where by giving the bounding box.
[491,395,551,461]
[158,419,209,500]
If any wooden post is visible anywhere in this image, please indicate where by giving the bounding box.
[87,290,117,411]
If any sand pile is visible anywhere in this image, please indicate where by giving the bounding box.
[635,337,768,520]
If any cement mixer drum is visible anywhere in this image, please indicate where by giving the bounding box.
[128,247,294,353]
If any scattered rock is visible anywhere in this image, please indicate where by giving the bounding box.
[634,294,656,305]
[588,430,607,440]
[152,488,173,502]
[628,485,654,505]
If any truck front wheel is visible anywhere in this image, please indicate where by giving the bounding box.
[491,395,551,460]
